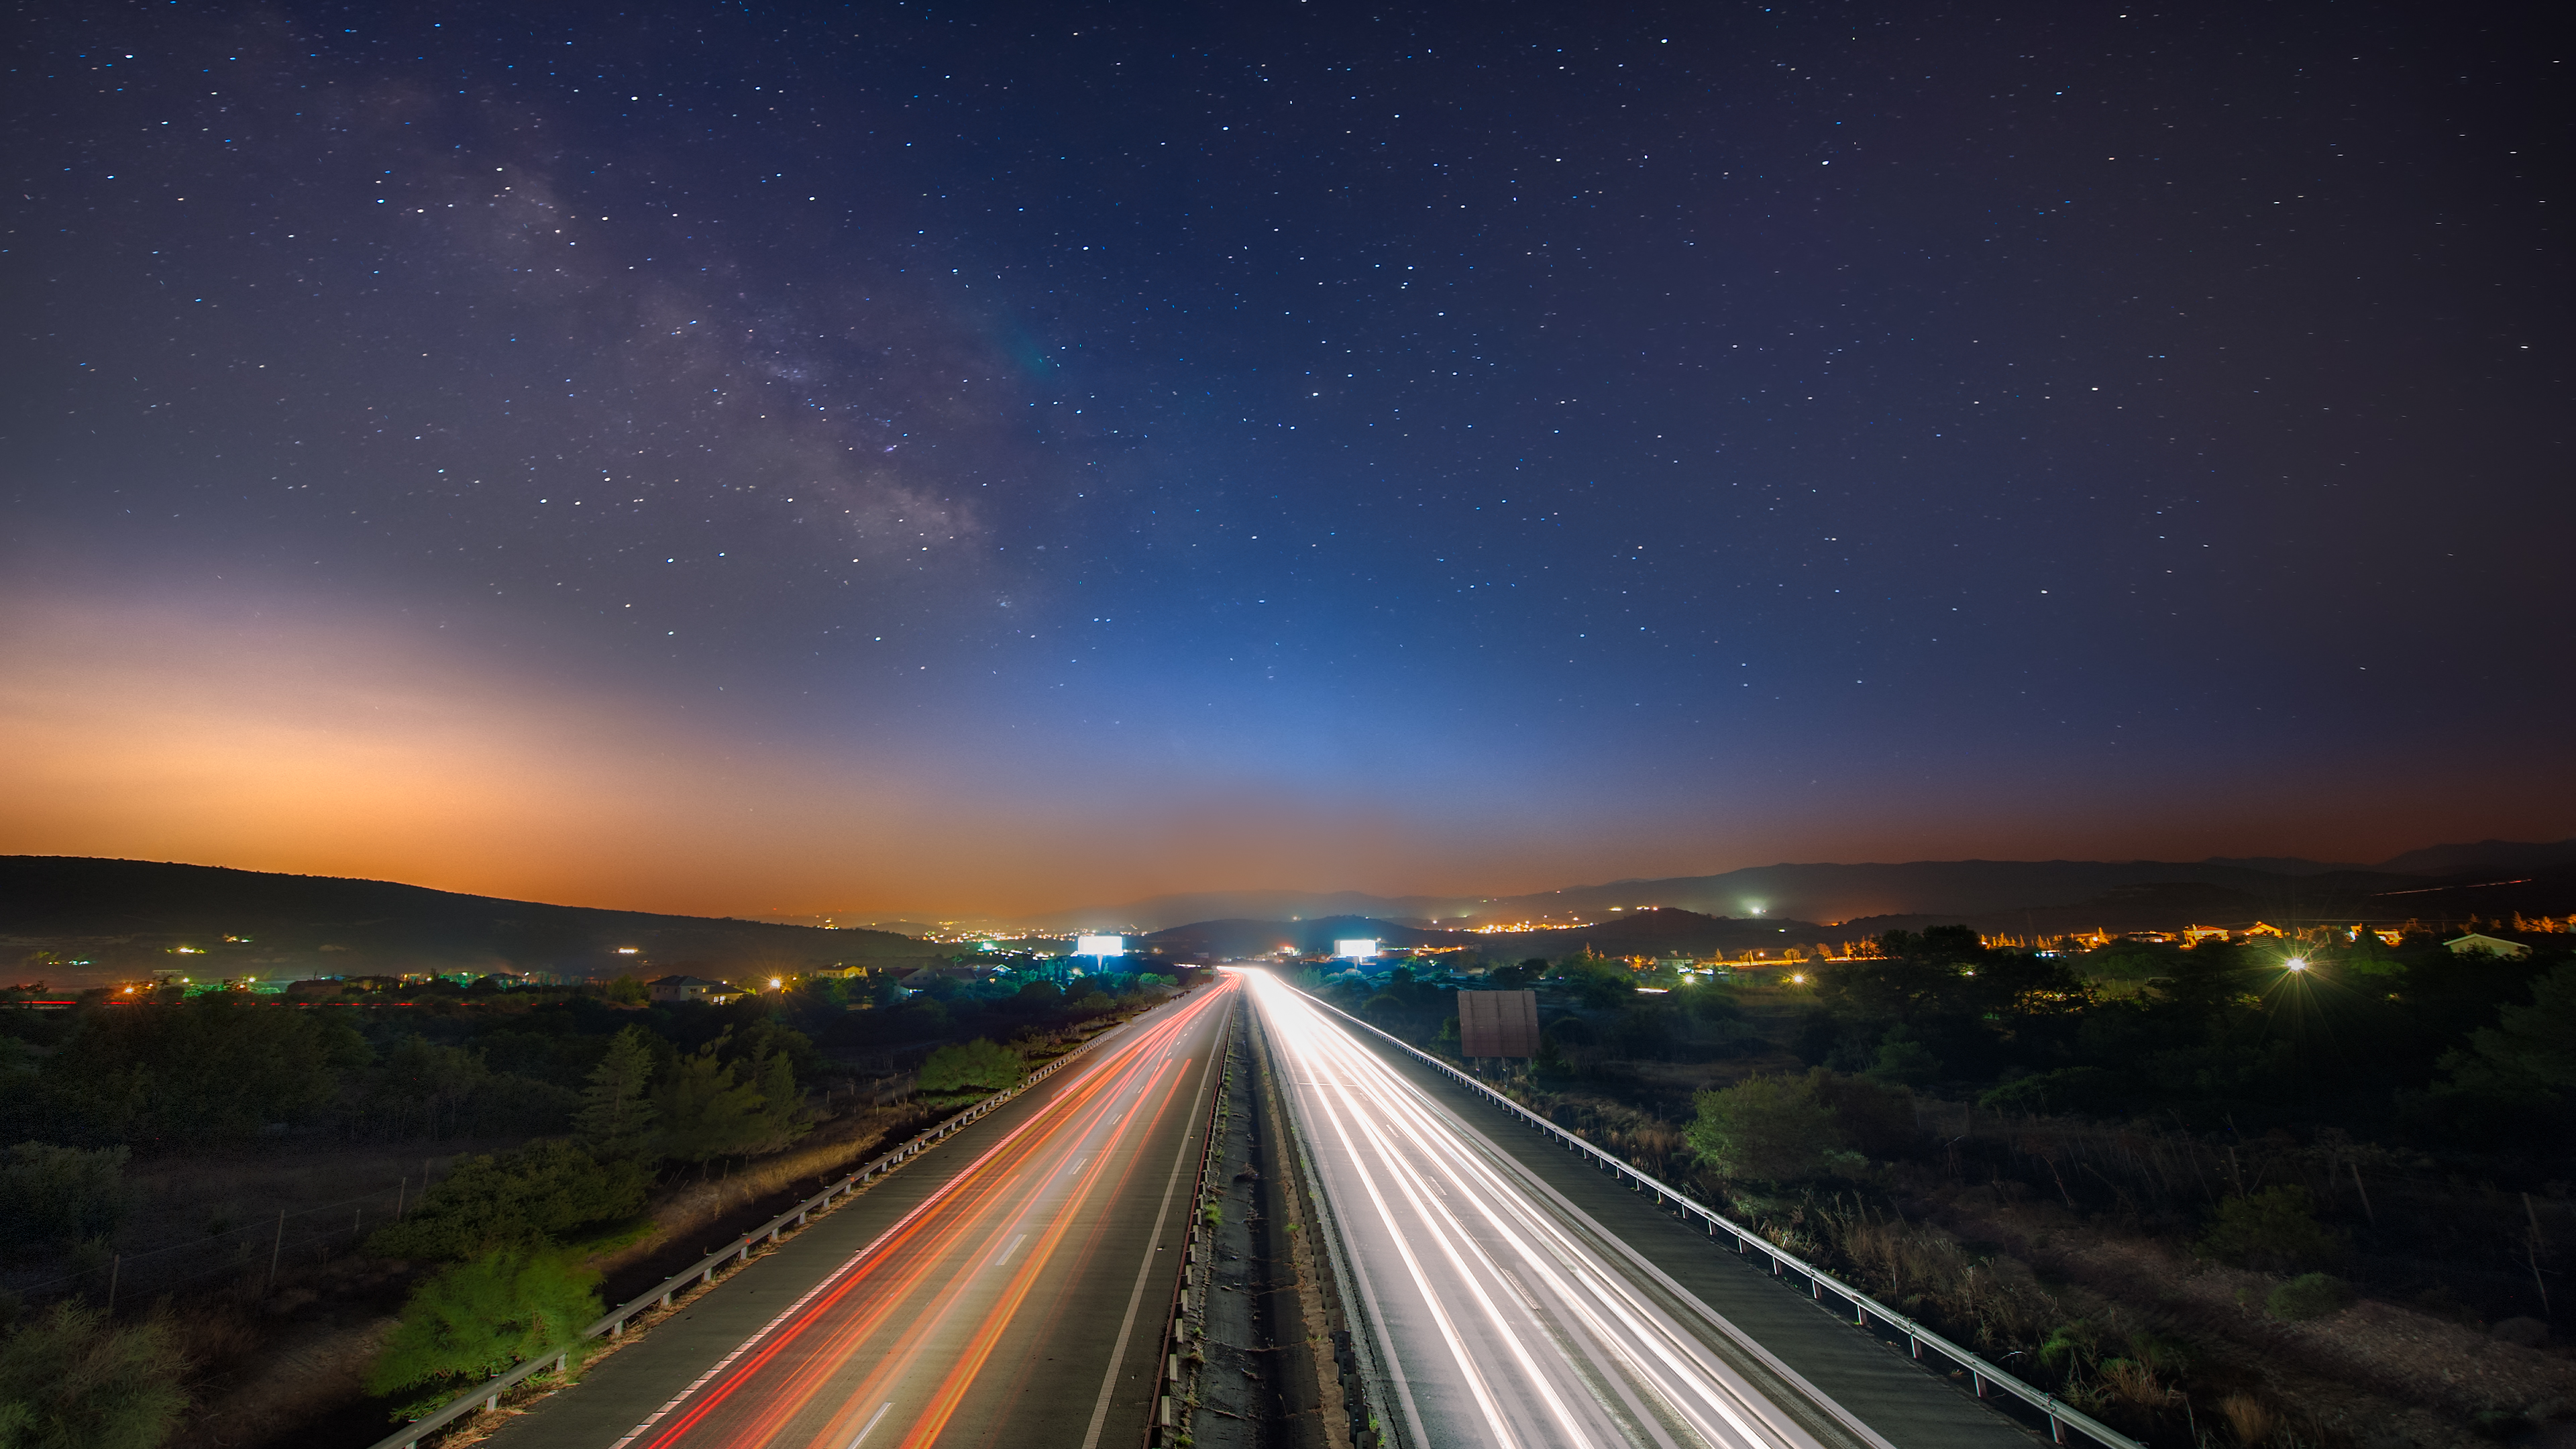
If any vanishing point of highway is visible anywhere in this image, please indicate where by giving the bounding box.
[486,979,1234,1449]
[484,969,2023,1448]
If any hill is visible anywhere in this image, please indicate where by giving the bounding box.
[0,857,932,987]
[1018,840,2575,934]
[1137,915,1462,960]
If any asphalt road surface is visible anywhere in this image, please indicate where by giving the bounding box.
[484,979,1235,1449]
[1247,968,1927,1449]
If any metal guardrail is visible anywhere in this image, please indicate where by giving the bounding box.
[1301,990,2145,1449]
[366,1030,1116,1449]
[1150,998,1238,1446]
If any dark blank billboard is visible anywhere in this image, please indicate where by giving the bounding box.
[1457,989,1541,1058]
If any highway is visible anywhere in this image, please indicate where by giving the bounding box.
[484,978,1234,1449]
[1246,968,1892,1449]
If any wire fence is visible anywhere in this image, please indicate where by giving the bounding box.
[5,1177,417,1312]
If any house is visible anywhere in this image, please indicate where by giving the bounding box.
[649,975,738,1002]
[890,964,992,995]
[2445,933,2532,960]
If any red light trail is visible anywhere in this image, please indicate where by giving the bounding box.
[564,979,1235,1449]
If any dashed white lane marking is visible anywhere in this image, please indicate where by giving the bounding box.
[847,1401,894,1446]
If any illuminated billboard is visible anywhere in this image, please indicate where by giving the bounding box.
[1333,939,1379,959]
[1074,934,1125,957]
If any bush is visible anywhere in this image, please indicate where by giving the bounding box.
[0,1144,128,1253]
[1806,1071,1916,1158]
[1686,1074,1841,1182]
[1865,1029,1941,1087]
[1976,1067,2124,1117]
[2265,1273,2355,1322]
[2198,1187,2339,1273]
[365,1248,600,1419]
[0,1301,189,1449]
[367,1140,648,1262]
[918,1039,1021,1094]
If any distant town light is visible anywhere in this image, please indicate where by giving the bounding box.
[616,947,640,955]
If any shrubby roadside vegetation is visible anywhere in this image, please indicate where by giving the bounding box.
[1331,928,2576,1445]
[0,955,1184,1441]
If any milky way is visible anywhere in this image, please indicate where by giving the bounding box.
[4,1,2566,913]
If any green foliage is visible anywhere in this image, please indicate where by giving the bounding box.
[601,974,650,1007]
[1549,957,1636,1008]
[364,1248,601,1417]
[0,1301,189,1449]
[1976,1067,2124,1117]
[38,996,366,1148]
[918,1038,1022,1094]
[366,1140,648,1262]
[651,1036,796,1162]
[1684,983,1743,1024]
[2265,1273,2355,1322]
[2197,1187,2339,1273]
[356,1036,489,1139]
[1686,1074,1841,1182]
[1865,1027,1941,1087]
[0,1146,128,1252]
[572,1026,658,1158]
[746,1043,808,1148]
[2037,1318,2102,1374]
[2451,963,2576,1093]
[1805,1071,1916,1157]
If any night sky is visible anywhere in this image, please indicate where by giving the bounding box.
[5,1,2567,917]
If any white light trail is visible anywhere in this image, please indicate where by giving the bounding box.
[1245,969,1837,1449]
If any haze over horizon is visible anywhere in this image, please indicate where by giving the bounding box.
[6,1,2566,920]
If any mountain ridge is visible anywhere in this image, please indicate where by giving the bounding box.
[1004,840,2576,933]
[1,856,932,987]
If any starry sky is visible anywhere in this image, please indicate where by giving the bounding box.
[4,1,2567,918]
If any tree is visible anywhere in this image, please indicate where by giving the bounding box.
[38,996,366,1149]
[651,1040,775,1163]
[2453,963,2576,1093]
[1805,1070,1917,1157]
[366,1140,647,1262]
[1686,1074,1843,1183]
[602,974,650,1007]
[365,1248,600,1419]
[0,1145,128,1253]
[0,1301,189,1449]
[1864,1027,1941,1088]
[745,1042,809,1150]
[572,1026,659,1158]
[918,1039,1022,1094]
[359,1036,489,1141]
